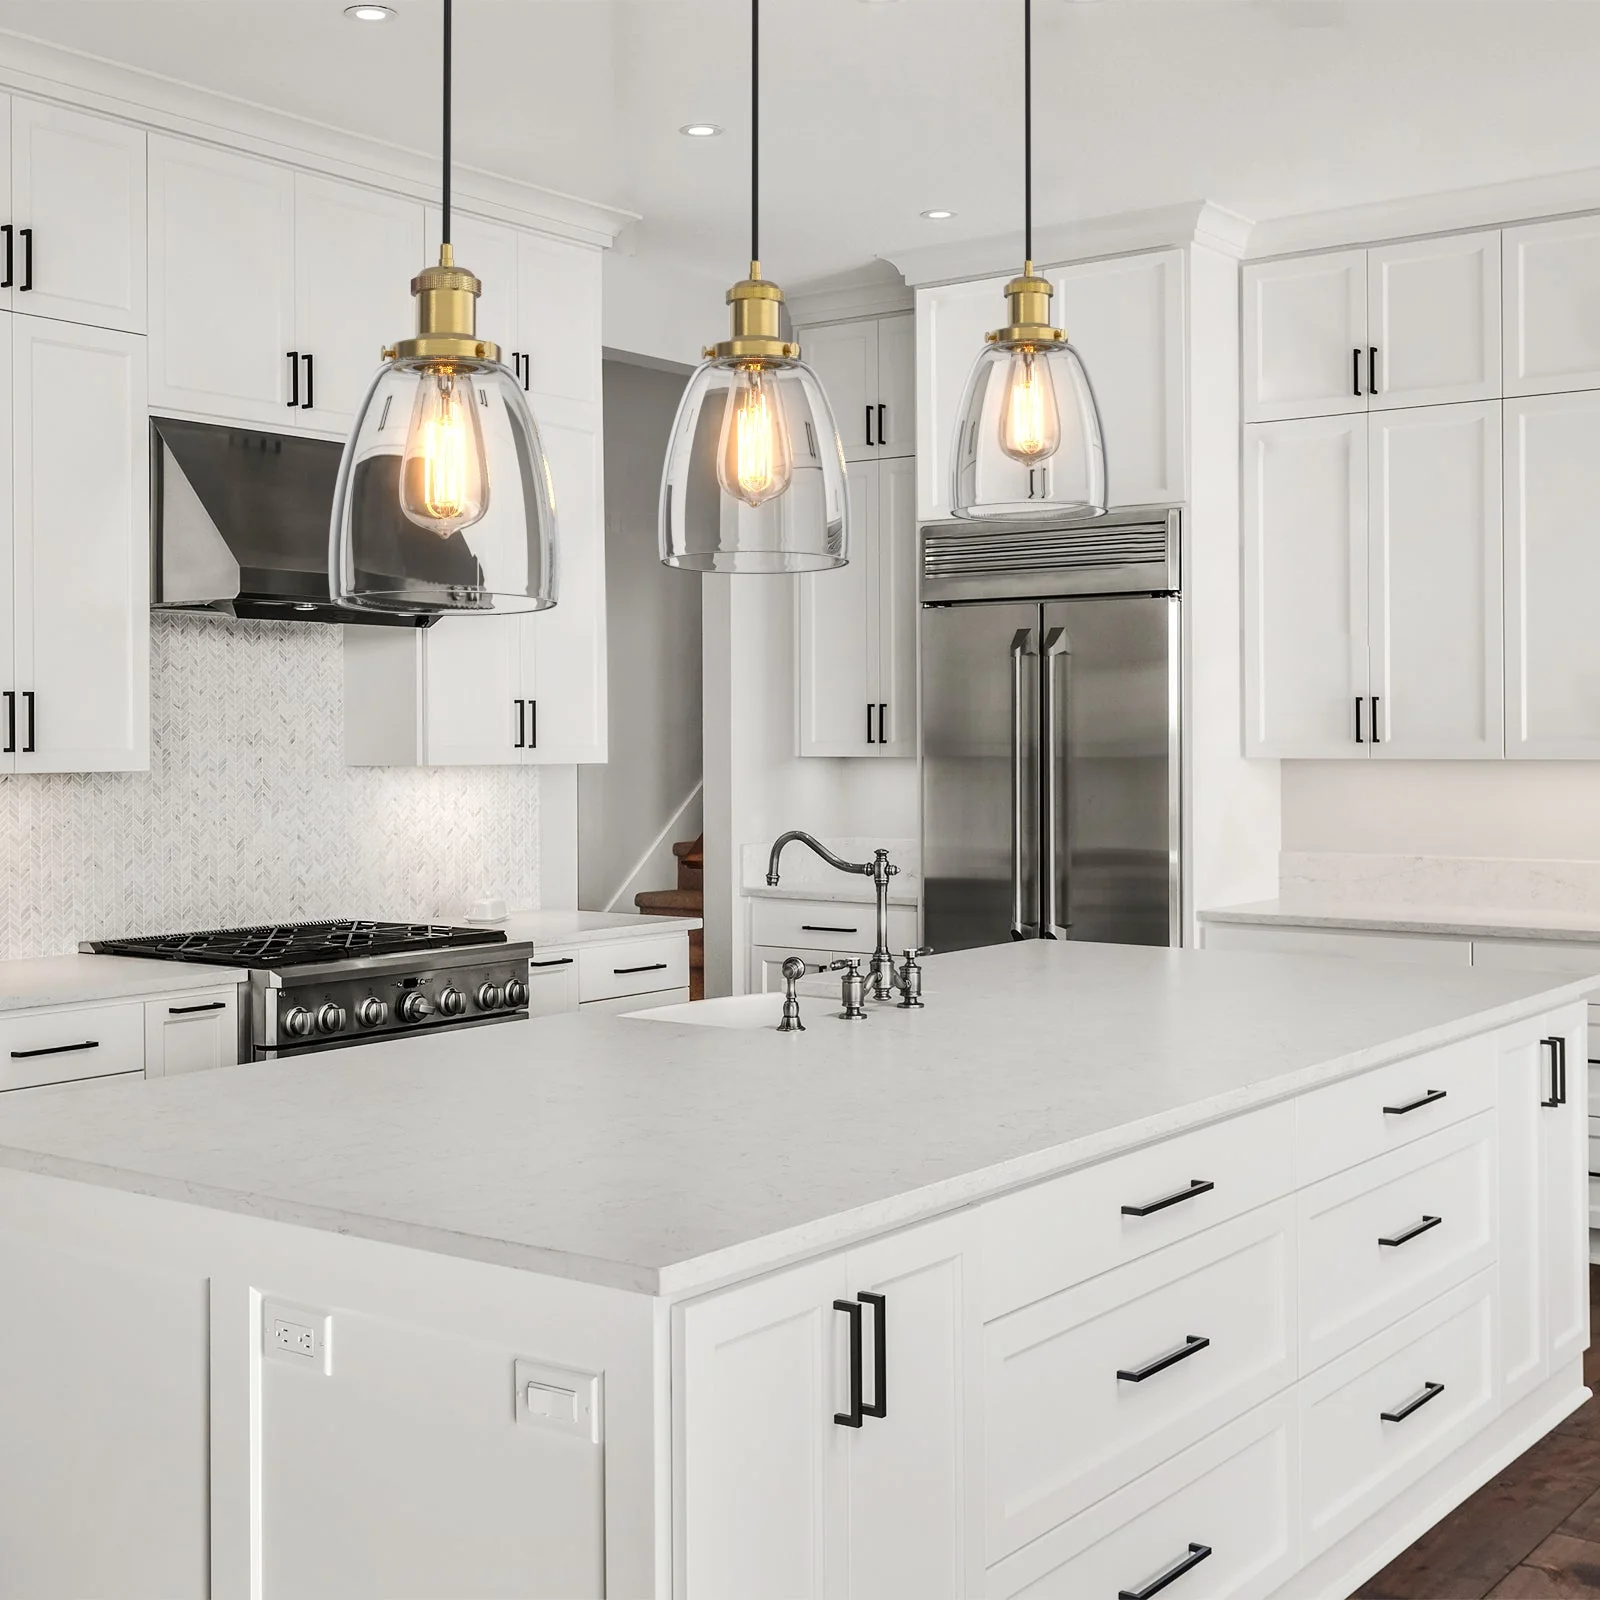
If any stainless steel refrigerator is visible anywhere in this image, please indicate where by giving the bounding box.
[919,505,1183,953]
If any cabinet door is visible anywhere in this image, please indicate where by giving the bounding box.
[1503,392,1600,758]
[148,137,294,426]
[916,275,998,520]
[677,1254,850,1600]
[873,455,918,755]
[1242,249,1367,422]
[514,232,601,406]
[0,312,11,777]
[523,400,606,764]
[144,991,239,1076]
[1052,249,1186,505]
[875,313,916,459]
[12,317,148,773]
[426,208,519,360]
[293,174,422,434]
[422,615,524,766]
[1367,402,1502,758]
[1504,215,1600,397]
[797,464,877,755]
[1368,232,1500,410]
[802,320,879,463]
[1242,415,1368,757]
[844,1214,982,1600]
[11,100,145,333]
[525,954,581,1016]
[1543,1013,1590,1376]
[1499,1023,1549,1405]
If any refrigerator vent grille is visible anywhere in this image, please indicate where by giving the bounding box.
[922,522,1170,578]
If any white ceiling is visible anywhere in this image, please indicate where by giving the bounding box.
[1,1,1599,286]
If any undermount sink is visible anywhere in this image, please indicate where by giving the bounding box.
[624,993,797,1030]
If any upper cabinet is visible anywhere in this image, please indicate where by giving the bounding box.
[801,314,914,463]
[1503,215,1600,397]
[1243,233,1500,422]
[917,249,1185,521]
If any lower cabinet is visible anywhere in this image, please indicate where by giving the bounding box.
[522,933,694,1019]
[144,987,240,1076]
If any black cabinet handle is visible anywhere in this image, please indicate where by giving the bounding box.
[1384,1087,1445,1116]
[168,1001,226,1016]
[1121,1177,1215,1218]
[801,924,861,935]
[22,691,34,754]
[514,699,526,749]
[529,699,537,749]
[1118,1543,1213,1600]
[530,956,574,969]
[879,702,888,744]
[1543,1035,1568,1108]
[0,223,13,289]
[1380,1214,1442,1249]
[1355,696,1364,743]
[877,402,887,445]
[287,351,300,407]
[1381,1380,1444,1424]
[614,962,670,975]
[18,227,32,292]
[859,1291,886,1419]
[301,352,314,409]
[520,352,530,391]
[864,405,875,448]
[2,690,12,755]
[833,1298,864,1427]
[11,1040,98,1060]
[1117,1333,1210,1384]
[1369,345,1379,394]
[866,702,876,744]
[1353,347,1362,397]
[1371,694,1381,744]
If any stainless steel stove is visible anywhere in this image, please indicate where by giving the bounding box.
[83,920,536,1060]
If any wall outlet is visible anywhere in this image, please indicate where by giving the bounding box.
[262,1299,332,1374]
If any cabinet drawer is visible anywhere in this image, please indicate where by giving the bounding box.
[1299,1115,1495,1371]
[748,897,918,957]
[986,1394,1298,1600]
[981,1100,1295,1319]
[1295,1033,1495,1185]
[525,952,581,1017]
[1300,1270,1495,1557]
[984,1202,1295,1563]
[0,1001,144,1090]
[576,936,689,1003]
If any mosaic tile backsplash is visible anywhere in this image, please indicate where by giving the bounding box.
[0,614,541,959]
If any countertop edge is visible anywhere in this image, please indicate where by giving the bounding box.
[1200,902,1600,945]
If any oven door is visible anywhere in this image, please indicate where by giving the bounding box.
[254,1009,531,1061]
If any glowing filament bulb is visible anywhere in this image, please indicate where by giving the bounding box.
[718,366,792,508]
[998,346,1061,466]
[401,368,489,537]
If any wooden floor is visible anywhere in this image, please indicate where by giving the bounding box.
[1356,1269,1600,1598]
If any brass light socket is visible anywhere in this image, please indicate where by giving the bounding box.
[987,262,1068,350]
[393,244,501,364]
[708,263,799,363]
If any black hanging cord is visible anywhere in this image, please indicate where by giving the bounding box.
[442,0,453,247]
[751,0,760,265]
[1023,0,1032,263]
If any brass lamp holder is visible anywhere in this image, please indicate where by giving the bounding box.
[387,243,499,365]
[707,262,799,364]
[987,261,1068,350]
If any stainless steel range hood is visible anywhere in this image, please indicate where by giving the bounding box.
[151,416,451,627]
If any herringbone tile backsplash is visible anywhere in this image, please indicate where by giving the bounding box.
[0,614,542,958]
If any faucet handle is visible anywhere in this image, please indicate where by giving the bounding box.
[895,947,931,1010]
[829,958,869,1020]
[901,946,932,961]
[828,958,861,973]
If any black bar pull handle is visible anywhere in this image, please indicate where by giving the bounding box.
[1355,696,1364,743]
[22,691,34,754]
[287,351,300,407]
[613,962,669,976]
[833,1299,864,1427]
[865,405,875,448]
[514,699,526,749]
[1,223,13,289]
[168,1000,226,1016]
[866,702,876,744]
[11,1039,98,1060]
[1121,1177,1215,1218]
[1371,694,1381,744]
[1542,1035,1568,1108]
[301,351,314,409]
[879,702,888,744]
[877,402,887,446]
[801,924,861,935]
[1381,1380,1444,1424]
[530,956,575,969]
[521,352,530,391]
[859,1291,886,1419]
[1118,1543,1213,1600]
[1353,347,1362,397]
[18,226,32,292]
[529,699,537,749]
[1384,1087,1445,1116]
[1117,1333,1210,1384]
[1379,1214,1442,1249]
[1369,345,1379,394]
[2,690,12,755]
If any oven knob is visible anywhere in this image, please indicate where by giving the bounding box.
[476,982,503,1011]
[356,997,389,1028]
[504,978,529,1008]
[399,991,434,1024]
[315,1003,347,1036]
[438,986,466,1017]
[283,1005,314,1039]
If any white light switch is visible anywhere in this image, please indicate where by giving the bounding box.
[526,1381,576,1424]
[514,1357,602,1442]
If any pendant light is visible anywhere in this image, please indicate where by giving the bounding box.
[949,0,1105,520]
[658,0,850,573]
[331,0,557,616]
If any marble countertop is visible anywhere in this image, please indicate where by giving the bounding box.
[0,941,1588,1298]
[499,909,702,946]
[0,954,249,1015]
[1201,899,1600,944]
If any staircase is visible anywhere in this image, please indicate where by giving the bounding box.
[635,835,704,1000]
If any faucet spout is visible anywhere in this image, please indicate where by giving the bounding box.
[766,830,872,887]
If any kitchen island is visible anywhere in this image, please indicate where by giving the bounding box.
[0,940,1591,1599]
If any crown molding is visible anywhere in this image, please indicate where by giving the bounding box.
[883,200,1255,289]
[787,261,914,327]
[0,28,637,249]
[1248,166,1600,259]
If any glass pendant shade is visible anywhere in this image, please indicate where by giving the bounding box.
[332,354,557,616]
[950,337,1106,519]
[660,354,849,573]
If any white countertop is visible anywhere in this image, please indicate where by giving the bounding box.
[499,909,701,946]
[0,954,249,1015]
[744,883,920,907]
[1201,898,1600,945]
[0,941,1588,1298]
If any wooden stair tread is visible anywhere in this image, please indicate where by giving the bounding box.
[635,888,702,915]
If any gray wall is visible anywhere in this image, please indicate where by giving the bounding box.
[578,359,702,910]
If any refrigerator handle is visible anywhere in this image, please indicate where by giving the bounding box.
[1010,628,1038,938]
[1041,627,1070,938]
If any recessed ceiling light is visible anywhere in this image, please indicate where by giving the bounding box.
[344,4,395,20]
[921,209,956,220]
[680,123,723,138]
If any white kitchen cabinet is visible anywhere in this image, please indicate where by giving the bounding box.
[525,953,581,1017]
[800,314,913,464]
[1242,248,1367,423]
[1503,214,1600,396]
[5,316,148,773]
[143,989,240,1077]
[1504,391,1600,758]
[797,456,915,756]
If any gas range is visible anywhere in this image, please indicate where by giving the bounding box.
[83,920,537,1059]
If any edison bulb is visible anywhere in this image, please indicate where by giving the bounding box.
[401,367,489,537]
[998,346,1061,466]
[717,365,792,507]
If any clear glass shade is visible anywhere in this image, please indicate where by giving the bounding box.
[659,356,850,573]
[950,339,1107,519]
[331,356,558,616]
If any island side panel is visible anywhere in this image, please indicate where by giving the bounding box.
[0,1168,659,1600]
